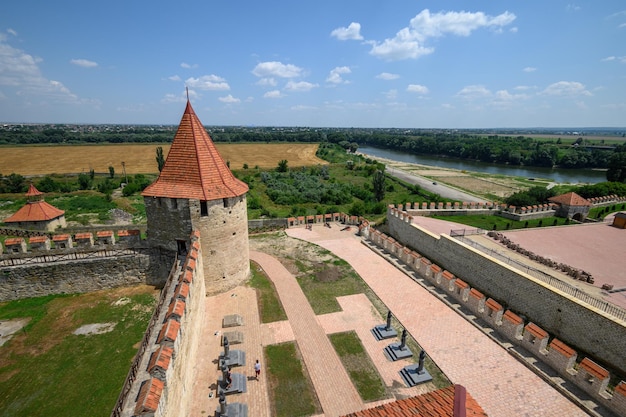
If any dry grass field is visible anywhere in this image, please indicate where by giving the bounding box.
[0,143,326,176]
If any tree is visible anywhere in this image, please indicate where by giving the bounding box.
[372,169,386,202]
[156,146,166,172]
[108,166,115,178]
[5,173,27,193]
[606,152,626,182]
[78,173,92,190]
[276,159,288,173]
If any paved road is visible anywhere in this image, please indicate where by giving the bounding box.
[360,153,485,203]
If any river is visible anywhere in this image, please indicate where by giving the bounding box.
[358,145,607,184]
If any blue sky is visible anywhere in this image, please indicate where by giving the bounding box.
[1,1,625,128]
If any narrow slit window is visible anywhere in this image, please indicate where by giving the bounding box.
[200,201,208,216]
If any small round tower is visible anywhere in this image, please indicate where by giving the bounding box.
[142,100,249,294]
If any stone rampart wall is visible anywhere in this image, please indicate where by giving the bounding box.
[385,207,626,377]
[368,222,626,417]
[115,231,206,417]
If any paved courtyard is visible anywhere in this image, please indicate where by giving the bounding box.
[189,224,589,417]
[411,215,626,309]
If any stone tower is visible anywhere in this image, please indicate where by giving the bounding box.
[142,100,250,294]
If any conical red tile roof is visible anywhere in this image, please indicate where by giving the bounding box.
[4,184,64,223]
[25,183,44,197]
[142,101,248,200]
[4,201,65,223]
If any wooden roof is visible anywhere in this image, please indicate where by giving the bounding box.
[142,100,248,200]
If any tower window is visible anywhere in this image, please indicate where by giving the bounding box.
[171,198,177,209]
[200,201,208,216]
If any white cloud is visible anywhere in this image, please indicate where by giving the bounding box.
[256,77,277,87]
[541,81,591,97]
[456,85,492,99]
[326,66,351,84]
[509,27,518,33]
[514,85,537,91]
[180,62,198,69]
[566,4,581,12]
[330,22,363,40]
[168,75,181,82]
[291,104,317,111]
[384,89,398,100]
[407,84,429,95]
[523,66,537,72]
[252,61,303,78]
[70,58,98,68]
[7,28,17,37]
[602,55,626,63]
[494,90,528,101]
[368,9,516,61]
[185,75,230,90]
[161,93,186,103]
[376,72,400,80]
[0,36,80,103]
[264,90,283,98]
[219,94,240,104]
[285,80,318,92]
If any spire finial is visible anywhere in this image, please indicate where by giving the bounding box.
[186,86,189,101]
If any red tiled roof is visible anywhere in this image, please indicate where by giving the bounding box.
[342,385,487,417]
[4,237,24,245]
[74,232,93,240]
[29,236,49,244]
[157,319,180,344]
[525,322,548,339]
[166,298,186,320]
[142,100,248,200]
[579,357,609,380]
[25,183,43,197]
[147,346,173,373]
[549,338,576,358]
[4,201,65,223]
[53,234,71,241]
[548,192,591,207]
[134,378,164,414]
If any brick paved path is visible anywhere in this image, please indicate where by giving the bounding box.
[251,250,364,417]
[288,225,588,417]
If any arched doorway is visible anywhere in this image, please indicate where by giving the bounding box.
[573,213,584,222]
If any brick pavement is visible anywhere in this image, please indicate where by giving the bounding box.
[288,225,588,417]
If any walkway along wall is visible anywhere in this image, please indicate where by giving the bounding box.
[385,207,626,377]
[113,231,206,417]
[368,224,626,417]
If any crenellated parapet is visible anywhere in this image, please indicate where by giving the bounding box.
[365,227,626,417]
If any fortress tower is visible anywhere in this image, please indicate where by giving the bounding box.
[142,100,250,293]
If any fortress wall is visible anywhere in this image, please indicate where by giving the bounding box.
[0,254,151,302]
[144,197,194,253]
[386,207,626,376]
[190,196,250,294]
[370,221,626,416]
[117,231,206,417]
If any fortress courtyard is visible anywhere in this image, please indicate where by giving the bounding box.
[188,223,591,417]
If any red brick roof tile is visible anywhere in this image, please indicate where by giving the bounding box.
[579,357,609,380]
[525,322,548,339]
[96,230,113,237]
[157,319,180,344]
[28,236,49,244]
[166,298,186,320]
[548,192,591,207]
[174,282,190,300]
[142,100,248,200]
[25,183,44,197]
[52,234,71,241]
[118,229,140,237]
[485,298,502,312]
[342,385,488,417]
[469,288,484,300]
[74,232,93,240]
[615,382,626,397]
[4,237,24,245]
[147,346,173,374]
[134,378,164,414]
[503,310,523,325]
[4,201,65,223]
[549,338,576,358]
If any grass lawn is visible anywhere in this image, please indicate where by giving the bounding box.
[265,342,320,417]
[328,331,386,402]
[432,213,570,231]
[0,286,157,417]
[248,261,287,323]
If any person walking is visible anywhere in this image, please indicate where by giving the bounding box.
[254,359,261,380]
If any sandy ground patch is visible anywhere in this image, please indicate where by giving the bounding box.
[436,176,518,197]
[73,322,116,336]
[0,318,31,347]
